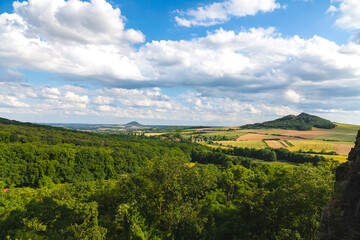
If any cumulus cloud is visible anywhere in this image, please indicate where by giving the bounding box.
[0,0,146,82]
[1,1,360,124]
[1,0,360,94]
[12,0,144,44]
[0,94,29,107]
[262,105,299,116]
[175,0,280,27]
[141,27,360,93]
[284,90,302,103]
[331,0,360,30]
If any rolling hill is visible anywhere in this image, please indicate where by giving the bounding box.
[241,113,336,131]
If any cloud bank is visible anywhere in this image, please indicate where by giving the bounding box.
[0,0,360,124]
[175,0,280,27]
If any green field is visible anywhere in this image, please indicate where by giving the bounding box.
[253,159,298,168]
[311,123,359,142]
[181,130,246,137]
[214,140,267,149]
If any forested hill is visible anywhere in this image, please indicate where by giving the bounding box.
[0,117,206,188]
[0,117,339,239]
[241,113,337,131]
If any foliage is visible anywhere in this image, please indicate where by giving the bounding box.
[0,119,206,188]
[0,117,340,239]
[0,157,336,239]
[241,113,336,131]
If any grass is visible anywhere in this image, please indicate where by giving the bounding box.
[252,159,298,168]
[214,140,267,149]
[197,142,232,149]
[311,123,359,142]
[287,140,353,154]
[179,130,247,140]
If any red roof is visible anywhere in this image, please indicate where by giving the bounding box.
[2,188,8,192]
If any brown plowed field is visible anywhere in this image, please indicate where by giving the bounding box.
[334,144,353,155]
[236,133,300,141]
[238,129,334,139]
[265,140,287,148]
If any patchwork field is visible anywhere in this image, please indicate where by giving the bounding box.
[153,122,359,164]
[238,128,334,138]
[236,133,299,141]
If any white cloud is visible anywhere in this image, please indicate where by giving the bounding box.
[332,0,360,30]
[0,0,146,82]
[284,89,302,103]
[262,105,299,116]
[326,5,338,14]
[141,27,360,89]
[175,0,280,27]
[1,1,360,125]
[12,0,144,44]
[64,91,89,104]
[92,96,114,105]
[0,94,29,107]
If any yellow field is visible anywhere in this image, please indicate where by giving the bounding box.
[265,140,289,148]
[287,140,353,155]
[144,132,165,136]
[214,140,267,149]
[310,154,348,163]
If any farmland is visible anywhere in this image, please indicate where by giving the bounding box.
[286,140,353,154]
[215,140,267,149]
[153,121,359,164]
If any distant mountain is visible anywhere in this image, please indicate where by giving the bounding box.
[241,113,337,131]
[124,121,144,127]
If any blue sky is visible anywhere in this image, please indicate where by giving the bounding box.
[0,0,359,126]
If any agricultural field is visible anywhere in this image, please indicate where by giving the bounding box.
[214,140,267,149]
[265,140,290,148]
[236,133,299,141]
[311,123,359,142]
[144,132,165,136]
[310,154,348,163]
[154,121,359,164]
[179,130,247,141]
[287,140,354,155]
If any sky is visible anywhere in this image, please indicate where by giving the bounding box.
[0,0,360,126]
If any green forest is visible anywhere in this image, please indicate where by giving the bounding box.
[0,118,340,239]
[241,113,336,131]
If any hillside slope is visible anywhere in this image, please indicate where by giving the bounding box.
[241,113,336,131]
[0,117,203,188]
